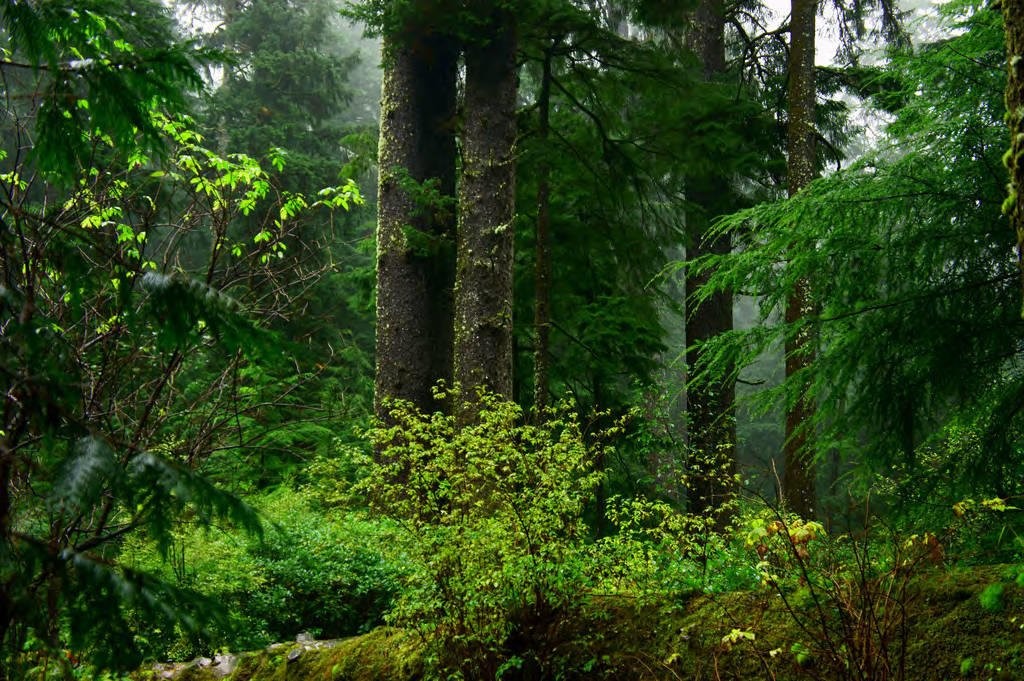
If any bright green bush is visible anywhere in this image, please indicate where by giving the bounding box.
[366,389,615,678]
[119,487,403,659]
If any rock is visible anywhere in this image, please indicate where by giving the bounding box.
[211,654,239,678]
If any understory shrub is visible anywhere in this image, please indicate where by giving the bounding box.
[366,387,746,679]
[737,507,947,681]
[119,487,403,660]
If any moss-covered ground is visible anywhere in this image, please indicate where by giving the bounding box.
[140,565,1024,680]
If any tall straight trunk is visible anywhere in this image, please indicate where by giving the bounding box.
[783,0,817,518]
[533,47,554,413]
[454,13,518,404]
[374,29,458,420]
[1004,0,1024,311]
[685,0,736,519]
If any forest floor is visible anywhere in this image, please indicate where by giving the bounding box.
[141,563,1024,681]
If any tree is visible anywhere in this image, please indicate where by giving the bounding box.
[1004,0,1024,307]
[492,3,783,525]
[180,0,379,481]
[532,39,556,413]
[453,7,519,402]
[0,3,362,673]
[191,0,360,189]
[781,0,819,519]
[693,0,1016,507]
[684,0,739,519]
[369,3,459,418]
[0,0,207,178]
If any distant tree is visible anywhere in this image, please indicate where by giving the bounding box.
[684,0,739,519]
[693,0,1017,508]
[173,0,380,479]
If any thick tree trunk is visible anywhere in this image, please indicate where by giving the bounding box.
[1004,0,1024,312]
[533,47,554,413]
[374,30,458,419]
[454,13,518,404]
[685,0,736,520]
[783,0,818,518]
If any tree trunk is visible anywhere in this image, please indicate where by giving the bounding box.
[685,0,737,520]
[454,13,518,405]
[374,29,458,420]
[533,46,554,414]
[688,0,726,78]
[1004,0,1024,312]
[783,0,818,518]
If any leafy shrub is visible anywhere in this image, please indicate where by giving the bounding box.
[738,506,948,681]
[120,487,403,659]
[366,388,621,679]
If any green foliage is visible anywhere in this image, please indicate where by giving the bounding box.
[507,6,782,511]
[0,0,213,178]
[194,0,370,198]
[692,0,1017,501]
[740,506,945,680]
[0,97,360,673]
[188,0,378,437]
[120,488,403,659]
[366,387,650,678]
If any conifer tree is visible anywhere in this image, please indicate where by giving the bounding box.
[0,1,338,673]
[371,3,459,417]
[693,0,1014,507]
[783,0,819,518]
[684,0,739,518]
[1004,0,1024,307]
[453,7,519,402]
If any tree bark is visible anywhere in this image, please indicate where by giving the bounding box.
[688,0,726,78]
[783,0,818,518]
[533,46,554,414]
[685,0,737,520]
[454,12,518,405]
[374,28,458,420]
[1004,0,1024,313]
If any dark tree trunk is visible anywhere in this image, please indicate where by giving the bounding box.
[374,29,458,420]
[688,0,726,78]
[454,13,518,404]
[783,0,818,518]
[1004,0,1024,310]
[533,47,554,413]
[685,227,735,517]
[685,0,736,520]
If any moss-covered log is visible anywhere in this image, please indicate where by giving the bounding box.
[143,566,1024,681]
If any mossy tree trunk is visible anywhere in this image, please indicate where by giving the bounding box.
[783,0,818,518]
[684,0,737,520]
[374,27,459,420]
[1004,0,1024,313]
[454,11,518,405]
